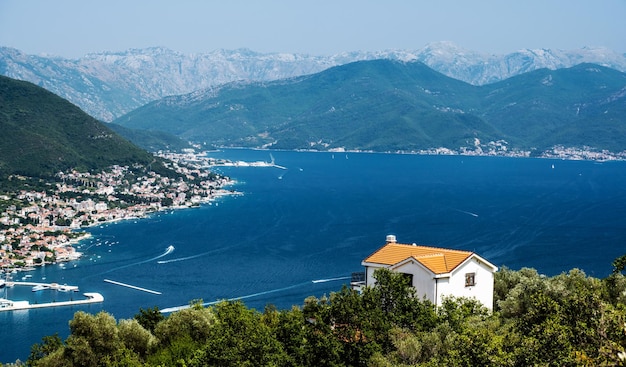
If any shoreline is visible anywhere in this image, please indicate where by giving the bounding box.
[214,145,626,162]
[0,151,240,273]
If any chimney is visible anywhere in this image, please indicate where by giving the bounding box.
[386,234,397,243]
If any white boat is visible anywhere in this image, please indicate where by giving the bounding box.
[32,285,49,292]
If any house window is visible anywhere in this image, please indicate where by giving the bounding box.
[465,272,475,287]
[401,273,413,286]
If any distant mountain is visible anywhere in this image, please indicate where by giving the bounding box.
[0,75,157,179]
[114,60,626,154]
[1,43,624,121]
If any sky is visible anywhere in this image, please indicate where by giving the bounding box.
[0,0,624,59]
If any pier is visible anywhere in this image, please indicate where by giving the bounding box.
[0,281,103,312]
[103,279,161,295]
[0,292,103,312]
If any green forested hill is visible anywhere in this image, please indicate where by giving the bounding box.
[480,64,626,150]
[115,60,626,153]
[107,123,193,152]
[0,76,156,179]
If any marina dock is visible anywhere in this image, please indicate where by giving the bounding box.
[0,293,103,312]
[5,281,79,292]
[0,281,103,312]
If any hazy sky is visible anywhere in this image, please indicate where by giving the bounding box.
[0,0,624,58]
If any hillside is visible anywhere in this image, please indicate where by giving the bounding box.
[0,75,156,179]
[2,43,625,121]
[115,60,626,154]
[107,123,194,152]
[480,64,626,151]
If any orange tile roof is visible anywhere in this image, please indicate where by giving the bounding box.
[363,242,473,274]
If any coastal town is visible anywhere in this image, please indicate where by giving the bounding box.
[415,139,626,161]
[0,151,236,273]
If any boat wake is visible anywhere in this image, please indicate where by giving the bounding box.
[157,245,237,264]
[98,245,175,275]
[312,276,351,283]
[142,245,175,263]
[157,253,201,264]
[160,275,350,313]
[158,245,175,258]
[454,209,479,217]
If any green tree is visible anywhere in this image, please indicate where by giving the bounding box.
[328,286,383,366]
[302,295,345,367]
[134,306,164,333]
[117,319,156,359]
[63,311,125,366]
[153,303,215,346]
[26,333,63,366]
[511,290,575,366]
[363,268,437,333]
[436,296,489,333]
[188,301,286,367]
[612,254,626,275]
[263,305,308,367]
[549,269,605,357]
[605,254,626,305]
[496,267,547,318]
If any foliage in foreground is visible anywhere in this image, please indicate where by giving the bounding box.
[18,257,626,366]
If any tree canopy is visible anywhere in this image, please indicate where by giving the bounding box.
[20,258,626,367]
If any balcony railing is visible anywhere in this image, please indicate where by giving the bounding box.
[350,272,365,291]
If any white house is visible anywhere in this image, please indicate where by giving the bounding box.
[358,235,498,310]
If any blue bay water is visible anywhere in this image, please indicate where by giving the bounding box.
[2,149,626,362]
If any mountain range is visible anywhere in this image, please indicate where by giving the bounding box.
[113,60,626,154]
[2,42,625,122]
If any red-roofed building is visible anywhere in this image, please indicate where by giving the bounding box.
[358,235,498,310]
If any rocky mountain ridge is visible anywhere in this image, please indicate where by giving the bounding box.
[1,42,625,122]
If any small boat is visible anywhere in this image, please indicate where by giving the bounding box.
[32,285,48,292]
[57,284,79,292]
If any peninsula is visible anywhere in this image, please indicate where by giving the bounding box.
[0,151,236,272]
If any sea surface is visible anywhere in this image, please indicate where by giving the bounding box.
[2,149,626,362]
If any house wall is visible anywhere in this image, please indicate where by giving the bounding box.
[436,256,495,310]
[366,261,438,304]
[365,266,379,287]
[392,260,437,303]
